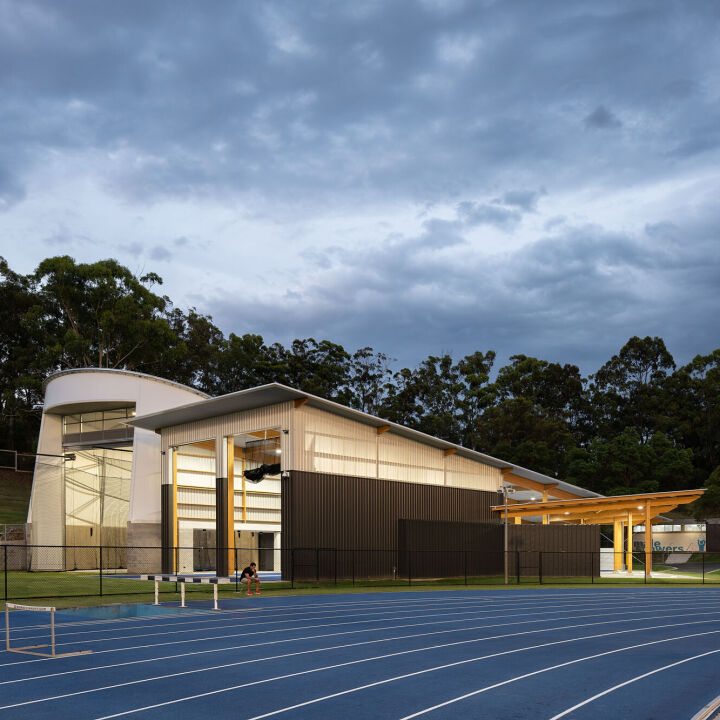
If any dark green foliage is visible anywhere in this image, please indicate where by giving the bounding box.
[1,255,717,511]
[693,466,720,519]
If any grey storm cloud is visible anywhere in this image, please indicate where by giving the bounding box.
[149,245,172,261]
[208,200,720,371]
[2,0,718,207]
[1,0,719,373]
[584,106,623,130]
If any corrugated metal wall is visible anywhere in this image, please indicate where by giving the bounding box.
[397,519,600,578]
[161,402,293,453]
[445,453,498,491]
[292,405,502,491]
[282,470,499,580]
[707,521,720,552]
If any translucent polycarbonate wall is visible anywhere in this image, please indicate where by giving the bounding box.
[294,405,501,492]
[64,447,132,567]
[175,436,282,527]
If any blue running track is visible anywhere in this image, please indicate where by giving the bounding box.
[2,588,720,719]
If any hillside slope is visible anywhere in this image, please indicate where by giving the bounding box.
[0,468,32,525]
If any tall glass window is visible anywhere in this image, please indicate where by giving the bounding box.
[63,447,132,569]
[62,407,135,445]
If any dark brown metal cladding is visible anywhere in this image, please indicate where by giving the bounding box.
[285,470,498,550]
[706,521,720,552]
[160,484,173,574]
[397,519,600,578]
[282,470,499,580]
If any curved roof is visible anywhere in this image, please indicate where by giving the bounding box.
[44,368,209,399]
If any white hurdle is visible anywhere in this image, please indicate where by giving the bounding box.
[139,575,232,611]
[5,603,92,658]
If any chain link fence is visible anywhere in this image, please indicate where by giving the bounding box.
[1,545,719,602]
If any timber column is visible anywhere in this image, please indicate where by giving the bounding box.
[215,437,235,577]
[613,520,623,572]
[645,504,652,578]
[161,448,177,573]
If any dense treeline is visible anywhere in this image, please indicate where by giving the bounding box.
[2,256,719,514]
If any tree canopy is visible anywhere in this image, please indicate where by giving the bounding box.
[2,255,718,513]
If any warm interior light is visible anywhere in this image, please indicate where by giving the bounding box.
[275,448,282,454]
[530,497,537,501]
[564,511,569,515]
[637,505,643,509]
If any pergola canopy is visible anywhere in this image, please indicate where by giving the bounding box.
[492,489,704,524]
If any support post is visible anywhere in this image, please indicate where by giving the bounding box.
[215,437,235,577]
[645,504,652,578]
[542,488,549,524]
[4,544,7,601]
[504,490,509,585]
[613,520,623,572]
[161,448,177,574]
[626,511,633,572]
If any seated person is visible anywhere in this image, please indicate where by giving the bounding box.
[241,562,261,595]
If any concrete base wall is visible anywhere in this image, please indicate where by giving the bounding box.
[127,522,162,573]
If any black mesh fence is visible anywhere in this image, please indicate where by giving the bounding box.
[1,545,719,602]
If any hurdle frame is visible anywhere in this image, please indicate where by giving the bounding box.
[140,575,231,611]
[5,603,92,658]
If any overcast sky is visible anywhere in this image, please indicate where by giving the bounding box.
[1,0,719,373]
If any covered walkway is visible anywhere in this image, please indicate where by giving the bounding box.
[492,489,705,576]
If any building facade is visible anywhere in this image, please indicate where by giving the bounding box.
[29,371,599,575]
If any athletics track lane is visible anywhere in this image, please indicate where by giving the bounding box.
[1,588,719,719]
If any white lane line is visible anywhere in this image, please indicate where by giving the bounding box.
[8,595,585,642]
[10,588,715,640]
[11,591,717,648]
[3,617,718,713]
[548,648,720,719]
[95,627,720,719]
[5,596,720,670]
[5,606,720,687]
[11,592,665,641]
[395,640,720,720]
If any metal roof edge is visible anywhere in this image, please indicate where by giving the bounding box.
[502,462,603,498]
[43,368,209,398]
[130,382,512,470]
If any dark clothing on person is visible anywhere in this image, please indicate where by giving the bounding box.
[242,566,257,578]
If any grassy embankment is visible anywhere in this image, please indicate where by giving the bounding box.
[0,469,32,525]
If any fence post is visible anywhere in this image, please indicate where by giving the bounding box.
[235,548,239,592]
[316,548,320,584]
[334,549,338,587]
[464,550,468,586]
[538,551,543,585]
[4,544,7,601]
[291,549,295,589]
[703,552,705,585]
[99,544,103,597]
[352,550,355,587]
[591,552,594,584]
[408,550,412,587]
[516,551,520,584]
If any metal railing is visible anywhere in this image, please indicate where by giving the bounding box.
[0,449,35,473]
[1,546,718,602]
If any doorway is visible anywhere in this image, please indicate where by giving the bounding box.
[258,532,275,571]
